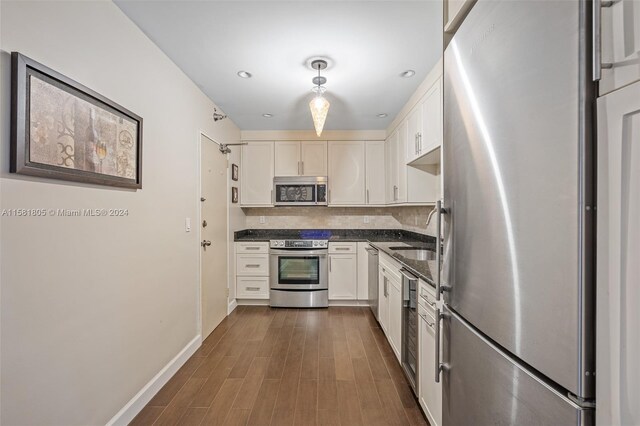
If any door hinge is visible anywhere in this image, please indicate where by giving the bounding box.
[226,288,230,298]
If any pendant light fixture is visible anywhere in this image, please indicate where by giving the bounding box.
[309,59,330,137]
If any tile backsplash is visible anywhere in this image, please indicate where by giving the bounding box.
[243,206,436,236]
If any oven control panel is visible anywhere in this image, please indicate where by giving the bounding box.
[270,239,328,249]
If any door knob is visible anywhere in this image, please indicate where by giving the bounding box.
[200,197,206,202]
[201,240,212,250]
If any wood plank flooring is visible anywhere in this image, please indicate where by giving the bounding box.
[131,306,429,426]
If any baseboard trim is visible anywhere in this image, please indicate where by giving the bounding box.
[106,335,201,426]
[329,300,370,307]
[236,299,270,306]
[228,299,238,314]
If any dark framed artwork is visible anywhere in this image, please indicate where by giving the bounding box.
[231,186,238,204]
[231,163,239,181]
[10,52,143,189]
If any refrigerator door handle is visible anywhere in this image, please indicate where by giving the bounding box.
[435,307,449,383]
[435,200,451,300]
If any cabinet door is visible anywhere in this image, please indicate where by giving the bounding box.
[599,0,640,96]
[328,141,365,205]
[378,268,390,332]
[301,141,327,176]
[388,276,402,361]
[596,80,640,426]
[365,141,386,205]
[420,77,443,155]
[397,122,408,203]
[356,242,369,300]
[274,141,300,176]
[386,132,399,203]
[241,142,274,206]
[419,311,442,426]
[328,254,357,300]
[406,105,423,162]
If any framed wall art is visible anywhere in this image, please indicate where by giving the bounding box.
[231,163,238,181]
[231,187,238,204]
[10,52,143,189]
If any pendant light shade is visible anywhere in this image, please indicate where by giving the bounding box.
[309,95,330,137]
[309,59,330,137]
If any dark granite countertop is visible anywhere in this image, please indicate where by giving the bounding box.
[234,229,438,285]
[368,241,438,286]
[234,228,434,243]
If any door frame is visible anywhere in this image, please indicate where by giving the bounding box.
[197,130,230,342]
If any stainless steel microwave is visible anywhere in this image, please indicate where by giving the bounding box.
[273,176,328,206]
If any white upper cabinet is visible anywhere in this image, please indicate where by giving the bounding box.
[241,142,274,206]
[598,0,640,96]
[301,141,328,176]
[274,141,327,176]
[406,105,423,163]
[406,77,443,164]
[274,141,301,176]
[365,140,386,205]
[328,141,366,205]
[420,76,443,156]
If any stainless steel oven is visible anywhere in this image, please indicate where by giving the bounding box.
[273,176,327,206]
[269,239,329,308]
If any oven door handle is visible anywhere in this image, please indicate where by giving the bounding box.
[269,249,328,257]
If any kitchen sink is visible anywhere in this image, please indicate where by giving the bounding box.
[389,247,436,261]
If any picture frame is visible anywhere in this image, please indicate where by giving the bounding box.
[231,186,239,204]
[231,163,239,181]
[10,52,143,189]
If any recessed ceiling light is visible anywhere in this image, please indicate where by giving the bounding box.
[262,113,273,118]
[377,113,388,118]
[237,70,252,78]
[400,70,416,78]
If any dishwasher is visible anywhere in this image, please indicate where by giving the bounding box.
[365,245,379,321]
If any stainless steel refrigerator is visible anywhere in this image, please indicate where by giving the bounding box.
[439,0,596,424]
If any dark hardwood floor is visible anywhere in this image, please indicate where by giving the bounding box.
[131,306,429,426]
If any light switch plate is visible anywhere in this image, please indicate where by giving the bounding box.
[363,216,370,224]
[185,217,191,232]
[259,216,266,224]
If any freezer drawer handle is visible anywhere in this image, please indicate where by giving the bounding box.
[593,0,614,81]
[435,308,449,383]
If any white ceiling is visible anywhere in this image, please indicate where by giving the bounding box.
[115,1,443,131]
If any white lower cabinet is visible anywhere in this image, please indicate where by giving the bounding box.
[387,274,402,361]
[418,282,442,426]
[379,253,403,361]
[236,276,269,299]
[356,242,369,300]
[235,242,269,300]
[328,242,358,300]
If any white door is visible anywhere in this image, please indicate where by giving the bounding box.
[301,141,327,176]
[328,141,365,205]
[200,134,228,339]
[274,141,300,176]
[365,141,386,205]
[596,80,640,426]
[328,254,357,300]
[241,142,274,206]
[599,0,640,95]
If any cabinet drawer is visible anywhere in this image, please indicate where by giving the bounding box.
[236,254,269,276]
[419,304,436,330]
[236,277,269,299]
[236,242,269,254]
[328,242,357,254]
[419,281,437,311]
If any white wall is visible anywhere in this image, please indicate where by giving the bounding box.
[0,1,241,424]
[227,146,245,307]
